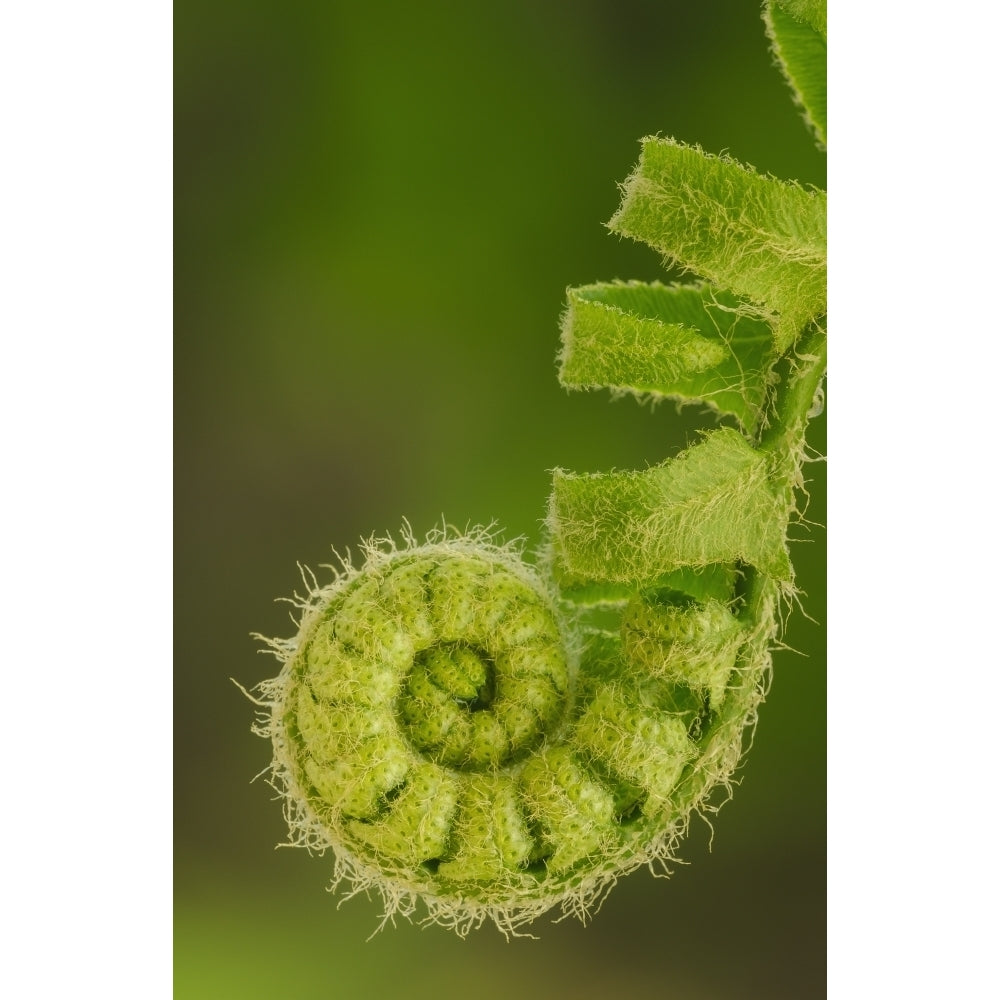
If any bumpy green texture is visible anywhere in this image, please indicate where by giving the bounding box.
[621,596,745,710]
[256,531,769,934]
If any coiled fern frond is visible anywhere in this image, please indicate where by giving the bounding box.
[249,0,826,936]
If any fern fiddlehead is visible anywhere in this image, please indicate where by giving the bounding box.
[254,525,761,934]
[250,0,826,936]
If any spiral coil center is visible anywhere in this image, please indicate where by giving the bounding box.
[398,631,562,771]
[289,548,572,807]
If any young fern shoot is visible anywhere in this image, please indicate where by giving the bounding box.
[250,0,827,936]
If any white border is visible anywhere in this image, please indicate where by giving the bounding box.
[830,5,997,996]
[1,4,172,995]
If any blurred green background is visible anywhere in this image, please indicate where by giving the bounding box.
[175,1,826,997]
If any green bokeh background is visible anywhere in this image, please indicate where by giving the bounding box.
[175,2,826,997]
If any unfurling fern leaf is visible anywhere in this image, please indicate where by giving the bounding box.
[248,0,826,936]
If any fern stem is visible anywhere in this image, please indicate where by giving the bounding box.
[759,323,827,453]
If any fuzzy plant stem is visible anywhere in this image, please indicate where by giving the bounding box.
[748,321,827,617]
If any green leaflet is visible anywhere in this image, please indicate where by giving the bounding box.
[549,428,792,585]
[608,137,826,353]
[559,281,775,434]
[764,0,827,148]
